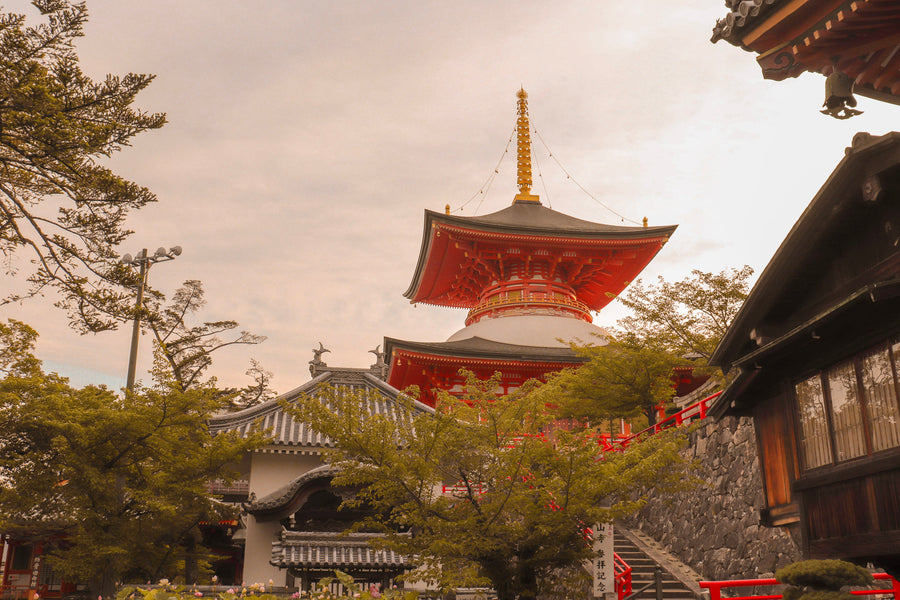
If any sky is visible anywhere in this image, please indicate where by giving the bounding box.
[5,0,900,394]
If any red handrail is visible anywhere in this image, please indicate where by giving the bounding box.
[614,552,632,599]
[700,573,900,600]
[602,391,722,452]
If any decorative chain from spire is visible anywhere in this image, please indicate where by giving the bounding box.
[514,88,540,204]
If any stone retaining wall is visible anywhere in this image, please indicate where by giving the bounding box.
[624,415,802,581]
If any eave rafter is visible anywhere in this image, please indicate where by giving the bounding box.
[747,0,900,95]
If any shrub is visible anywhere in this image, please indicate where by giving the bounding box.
[776,559,873,600]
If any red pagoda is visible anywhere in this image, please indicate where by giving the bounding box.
[384,90,677,406]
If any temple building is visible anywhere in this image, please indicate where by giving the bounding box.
[710,131,900,575]
[208,365,431,589]
[385,89,677,405]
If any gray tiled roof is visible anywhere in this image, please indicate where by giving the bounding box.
[711,0,780,44]
[271,531,411,568]
[244,465,340,515]
[425,201,675,239]
[208,368,433,452]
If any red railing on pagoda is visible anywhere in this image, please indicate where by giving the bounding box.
[700,573,900,600]
[598,391,721,452]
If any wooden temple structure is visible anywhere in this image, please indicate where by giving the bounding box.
[710,131,900,575]
[711,0,900,116]
[385,89,677,405]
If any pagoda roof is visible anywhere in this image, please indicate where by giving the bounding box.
[424,200,675,238]
[711,0,900,105]
[209,367,432,453]
[384,335,582,364]
[404,201,676,309]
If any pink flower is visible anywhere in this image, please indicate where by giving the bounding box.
[194,593,203,597]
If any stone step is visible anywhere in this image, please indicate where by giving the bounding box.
[613,530,699,600]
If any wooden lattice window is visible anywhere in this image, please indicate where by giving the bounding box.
[861,344,900,453]
[795,337,900,472]
[795,374,833,470]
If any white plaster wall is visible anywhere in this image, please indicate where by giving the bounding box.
[243,518,285,587]
[242,451,325,586]
[248,452,323,497]
[447,314,608,347]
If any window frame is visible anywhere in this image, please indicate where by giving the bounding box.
[793,337,900,472]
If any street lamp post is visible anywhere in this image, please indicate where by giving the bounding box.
[120,246,182,391]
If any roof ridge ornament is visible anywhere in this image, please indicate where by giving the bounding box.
[513,88,540,204]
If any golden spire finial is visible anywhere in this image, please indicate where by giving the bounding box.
[514,88,539,204]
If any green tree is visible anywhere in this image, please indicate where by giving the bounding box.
[529,268,753,430]
[616,266,754,365]
[0,321,267,598]
[1,1,165,331]
[291,372,690,600]
[539,339,680,427]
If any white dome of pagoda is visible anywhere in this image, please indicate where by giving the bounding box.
[447,314,608,348]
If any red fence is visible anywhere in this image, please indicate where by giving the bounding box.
[597,391,721,452]
[700,573,900,600]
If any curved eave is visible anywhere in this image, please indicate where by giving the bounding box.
[711,0,900,103]
[403,208,675,310]
[714,279,900,416]
[244,465,339,518]
[384,336,582,393]
[712,131,900,371]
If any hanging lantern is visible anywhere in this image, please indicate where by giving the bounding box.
[821,71,863,119]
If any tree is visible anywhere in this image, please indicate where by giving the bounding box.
[144,279,273,408]
[143,280,276,410]
[0,318,40,375]
[616,266,754,365]
[292,372,691,600]
[542,267,753,428]
[0,321,268,598]
[539,339,680,427]
[1,0,166,332]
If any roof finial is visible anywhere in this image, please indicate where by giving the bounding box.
[514,88,540,204]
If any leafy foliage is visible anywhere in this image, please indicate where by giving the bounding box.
[0,321,268,597]
[617,266,754,365]
[539,267,753,429]
[0,319,40,376]
[290,372,691,600]
[538,339,680,427]
[0,0,165,331]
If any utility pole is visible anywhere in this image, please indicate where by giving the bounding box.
[120,246,182,391]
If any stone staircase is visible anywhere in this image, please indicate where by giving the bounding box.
[614,527,700,600]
